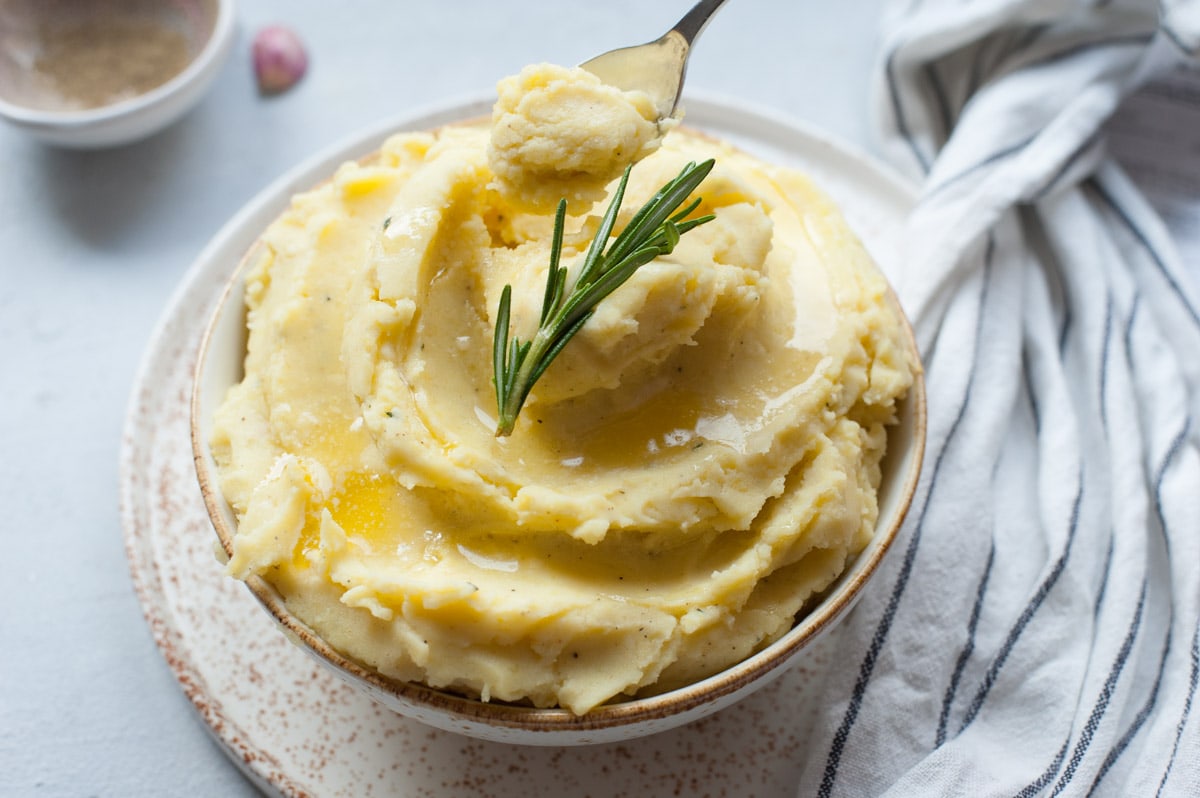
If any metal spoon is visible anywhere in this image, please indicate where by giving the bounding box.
[580,0,729,121]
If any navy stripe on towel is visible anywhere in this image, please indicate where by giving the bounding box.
[817,242,996,798]
[958,466,1086,734]
[936,542,995,747]
[1047,582,1148,796]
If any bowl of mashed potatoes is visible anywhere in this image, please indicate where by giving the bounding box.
[192,64,925,745]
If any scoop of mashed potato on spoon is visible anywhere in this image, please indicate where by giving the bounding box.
[488,62,675,212]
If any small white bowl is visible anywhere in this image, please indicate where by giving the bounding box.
[0,0,235,148]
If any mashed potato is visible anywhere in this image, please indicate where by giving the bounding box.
[211,66,915,714]
[488,62,672,212]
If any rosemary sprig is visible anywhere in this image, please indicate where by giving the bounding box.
[492,159,716,436]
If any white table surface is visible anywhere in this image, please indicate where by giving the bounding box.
[0,2,888,795]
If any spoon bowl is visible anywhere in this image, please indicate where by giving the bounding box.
[580,0,728,121]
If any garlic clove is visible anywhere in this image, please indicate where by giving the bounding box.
[252,26,308,95]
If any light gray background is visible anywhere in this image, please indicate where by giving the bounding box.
[0,2,888,795]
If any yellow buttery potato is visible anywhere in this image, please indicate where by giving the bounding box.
[212,69,914,714]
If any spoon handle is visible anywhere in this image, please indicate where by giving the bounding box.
[673,0,729,47]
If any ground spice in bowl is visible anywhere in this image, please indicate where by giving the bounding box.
[0,0,218,114]
[32,16,192,110]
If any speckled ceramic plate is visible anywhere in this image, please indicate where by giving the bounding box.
[120,95,917,797]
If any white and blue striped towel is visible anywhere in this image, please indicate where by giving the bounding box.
[796,1,1200,795]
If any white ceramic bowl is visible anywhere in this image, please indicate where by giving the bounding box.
[190,101,927,745]
[0,0,235,148]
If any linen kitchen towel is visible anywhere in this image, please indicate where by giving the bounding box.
[797,1,1200,796]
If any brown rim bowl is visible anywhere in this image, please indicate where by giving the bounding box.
[190,126,927,747]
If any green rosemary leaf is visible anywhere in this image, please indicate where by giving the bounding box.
[540,200,568,325]
[492,158,716,436]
